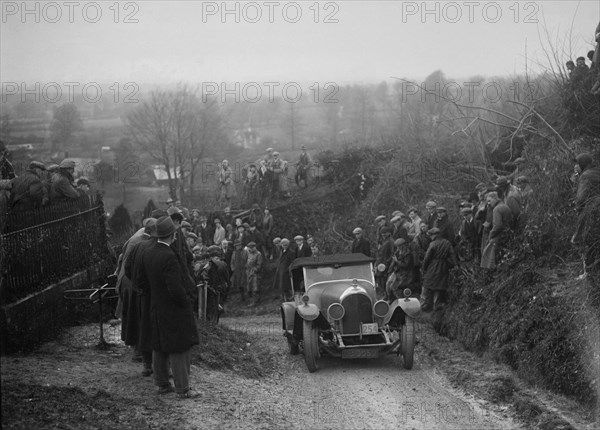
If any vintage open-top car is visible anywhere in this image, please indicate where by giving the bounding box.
[280,253,421,372]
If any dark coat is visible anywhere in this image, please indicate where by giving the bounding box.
[351,237,371,257]
[376,237,394,276]
[392,225,409,241]
[413,233,431,267]
[273,247,296,298]
[196,223,214,246]
[296,243,312,258]
[390,245,415,288]
[50,170,79,200]
[11,169,48,209]
[422,238,456,291]
[140,241,199,353]
[124,236,155,351]
[434,216,456,246]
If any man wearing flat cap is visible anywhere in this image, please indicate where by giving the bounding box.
[375,215,389,247]
[433,206,456,246]
[351,227,371,256]
[387,238,415,302]
[391,215,409,242]
[495,176,521,230]
[10,161,49,210]
[197,215,213,246]
[480,192,512,269]
[420,227,457,312]
[136,216,200,399]
[50,158,79,201]
[424,200,438,230]
[458,207,479,262]
[295,235,312,258]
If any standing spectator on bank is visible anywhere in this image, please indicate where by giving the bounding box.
[495,176,521,230]
[295,235,312,258]
[516,176,533,213]
[391,214,409,241]
[225,223,236,244]
[307,235,320,257]
[245,242,264,305]
[10,161,48,210]
[434,207,456,246]
[50,159,80,201]
[295,145,313,188]
[351,227,371,256]
[222,206,233,229]
[458,207,479,263]
[262,207,274,257]
[481,192,513,269]
[407,207,422,240]
[420,228,457,312]
[273,238,296,301]
[374,215,388,247]
[197,215,213,246]
[423,201,437,229]
[387,238,415,302]
[272,237,282,260]
[571,153,600,278]
[168,207,195,296]
[566,60,575,77]
[375,226,394,299]
[231,239,248,299]
[137,216,199,398]
[249,203,263,227]
[213,218,226,247]
[271,152,291,198]
[219,160,236,206]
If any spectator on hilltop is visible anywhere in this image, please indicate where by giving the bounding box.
[50,159,80,201]
[10,161,49,210]
[480,192,513,270]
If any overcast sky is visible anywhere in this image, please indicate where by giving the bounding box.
[1,1,599,87]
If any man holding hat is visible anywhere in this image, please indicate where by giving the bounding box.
[351,227,371,256]
[421,227,457,312]
[10,161,48,210]
[50,158,79,201]
[136,216,200,398]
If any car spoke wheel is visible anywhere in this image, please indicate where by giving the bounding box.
[401,317,415,369]
[303,320,319,372]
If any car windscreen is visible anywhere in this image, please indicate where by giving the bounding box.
[304,264,374,287]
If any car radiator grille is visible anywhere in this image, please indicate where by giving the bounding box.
[341,294,373,334]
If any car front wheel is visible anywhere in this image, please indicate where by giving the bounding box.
[401,317,415,369]
[303,320,319,372]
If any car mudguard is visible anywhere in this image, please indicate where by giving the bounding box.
[296,303,320,321]
[281,302,297,331]
[383,298,421,326]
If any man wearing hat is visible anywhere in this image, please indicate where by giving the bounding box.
[387,238,415,302]
[351,227,371,256]
[273,238,297,301]
[295,144,313,187]
[230,239,248,299]
[391,214,409,242]
[245,241,264,305]
[433,207,456,246]
[10,161,49,210]
[272,237,282,260]
[495,176,521,230]
[204,245,231,320]
[135,216,200,398]
[423,201,438,230]
[213,218,226,247]
[295,235,312,258]
[197,215,213,246]
[420,227,457,312]
[168,207,196,308]
[458,207,479,263]
[480,192,512,269]
[407,208,422,240]
[374,215,389,247]
[50,159,79,201]
[571,153,600,279]
[375,226,394,299]
[122,217,158,376]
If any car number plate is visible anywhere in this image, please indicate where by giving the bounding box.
[361,323,378,335]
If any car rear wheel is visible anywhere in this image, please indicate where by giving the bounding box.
[401,317,415,369]
[303,320,319,372]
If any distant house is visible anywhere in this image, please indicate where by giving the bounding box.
[149,165,184,186]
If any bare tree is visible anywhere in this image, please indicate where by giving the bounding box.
[49,103,83,151]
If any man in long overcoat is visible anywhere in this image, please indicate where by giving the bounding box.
[138,216,200,398]
[421,228,457,311]
[375,226,394,299]
[274,238,296,301]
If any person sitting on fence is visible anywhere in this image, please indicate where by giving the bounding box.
[50,159,80,201]
[10,161,49,210]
